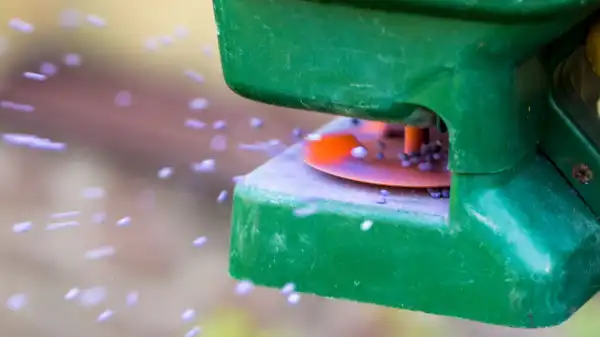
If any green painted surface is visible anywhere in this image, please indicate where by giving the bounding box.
[213,0,600,328]
[541,95,600,221]
[213,0,600,173]
[538,15,600,220]
[230,126,600,327]
[303,0,599,18]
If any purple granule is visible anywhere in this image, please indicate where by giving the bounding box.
[418,161,433,172]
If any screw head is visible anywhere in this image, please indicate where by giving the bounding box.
[572,163,593,184]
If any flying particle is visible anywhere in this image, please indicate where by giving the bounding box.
[174,25,189,38]
[82,187,105,199]
[85,246,116,260]
[78,287,106,307]
[287,293,301,305]
[184,118,206,129]
[235,280,254,296]
[185,327,202,337]
[114,91,132,107]
[116,216,131,227]
[184,69,204,83]
[97,309,114,322]
[126,291,139,306]
[157,166,174,179]
[217,190,228,203]
[210,135,227,151]
[12,222,32,233]
[6,293,27,311]
[39,62,58,76]
[3,133,66,151]
[188,98,208,110]
[64,288,80,300]
[360,220,373,231]
[0,100,35,113]
[202,45,213,56]
[63,53,82,67]
[193,236,207,247]
[249,117,263,128]
[212,120,227,130]
[8,18,34,33]
[281,283,295,295]
[351,146,368,159]
[23,72,47,81]
[51,210,81,219]
[238,139,287,157]
[86,14,106,27]
[160,35,174,45]
[91,212,107,224]
[190,159,215,173]
[181,308,196,322]
[144,37,161,51]
[46,221,79,231]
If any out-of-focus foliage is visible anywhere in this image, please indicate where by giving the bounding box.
[199,308,257,337]
[200,308,296,337]
[199,305,453,337]
[564,299,600,337]
[383,309,448,337]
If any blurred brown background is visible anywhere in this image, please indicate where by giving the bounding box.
[0,1,596,336]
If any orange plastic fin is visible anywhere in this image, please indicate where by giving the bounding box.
[358,121,388,135]
[305,133,361,165]
[404,126,423,154]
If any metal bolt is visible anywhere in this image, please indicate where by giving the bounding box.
[572,163,593,184]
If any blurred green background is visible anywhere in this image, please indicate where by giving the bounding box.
[0,1,598,336]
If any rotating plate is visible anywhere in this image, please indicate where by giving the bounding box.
[303,121,451,188]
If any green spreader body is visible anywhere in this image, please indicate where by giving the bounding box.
[212,0,600,328]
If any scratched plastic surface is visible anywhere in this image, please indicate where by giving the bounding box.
[214,0,600,174]
[230,118,600,328]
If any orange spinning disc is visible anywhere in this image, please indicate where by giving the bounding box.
[303,121,451,188]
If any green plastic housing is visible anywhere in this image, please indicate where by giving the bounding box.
[231,119,600,328]
[213,0,600,328]
[214,0,600,174]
